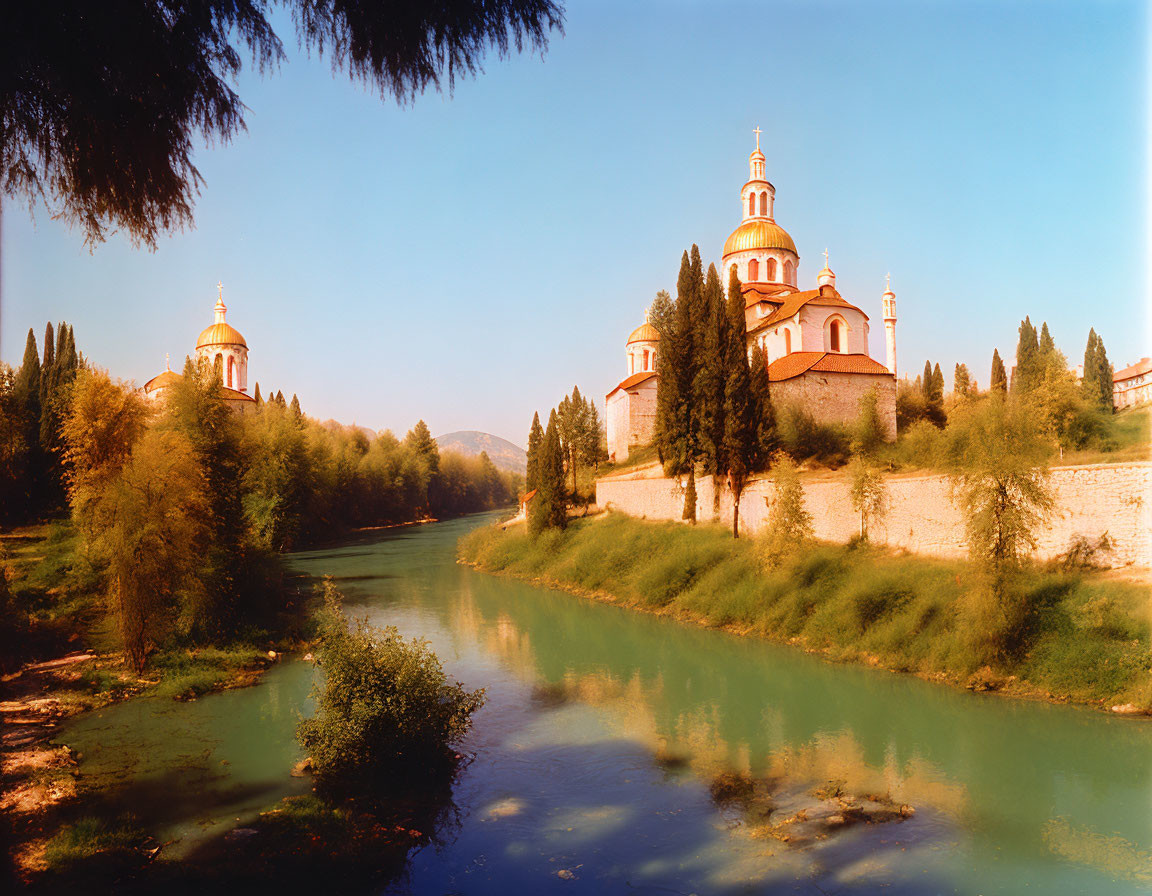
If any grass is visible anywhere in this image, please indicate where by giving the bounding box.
[42,815,147,872]
[1062,404,1151,466]
[147,644,272,699]
[459,514,1152,709]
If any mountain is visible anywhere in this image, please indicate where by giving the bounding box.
[436,431,527,474]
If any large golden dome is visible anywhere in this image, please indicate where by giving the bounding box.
[627,322,659,344]
[196,322,247,349]
[723,220,797,257]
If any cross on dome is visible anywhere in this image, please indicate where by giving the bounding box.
[823,248,829,268]
[753,126,762,150]
[165,352,170,371]
[885,272,892,291]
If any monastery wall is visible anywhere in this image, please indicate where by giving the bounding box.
[596,461,1152,567]
[773,372,897,440]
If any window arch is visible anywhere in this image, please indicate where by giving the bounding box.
[227,355,234,389]
[824,314,849,353]
[629,352,635,375]
[784,329,792,354]
[784,259,795,285]
[748,193,755,216]
[748,258,759,281]
[214,353,223,382]
[830,320,842,352]
[767,257,777,280]
[759,191,768,216]
[642,349,650,371]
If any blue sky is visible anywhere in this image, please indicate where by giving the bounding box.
[2,0,1146,445]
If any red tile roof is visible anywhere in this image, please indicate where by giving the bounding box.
[766,351,892,382]
[607,370,658,397]
[747,286,867,336]
[1114,357,1152,383]
[520,489,537,505]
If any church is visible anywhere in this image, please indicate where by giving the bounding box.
[606,132,899,462]
[143,283,257,413]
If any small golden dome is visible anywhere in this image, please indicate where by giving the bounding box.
[627,322,659,345]
[143,369,183,393]
[196,322,247,349]
[723,219,797,257]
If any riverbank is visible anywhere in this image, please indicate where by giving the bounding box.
[458,514,1152,713]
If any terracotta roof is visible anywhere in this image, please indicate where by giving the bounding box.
[741,282,793,304]
[143,369,183,392]
[221,386,256,402]
[1114,357,1152,382]
[766,351,892,382]
[520,489,537,505]
[747,287,866,335]
[607,370,658,397]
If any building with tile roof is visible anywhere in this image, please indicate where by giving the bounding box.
[142,283,256,413]
[606,132,898,461]
[1113,357,1152,409]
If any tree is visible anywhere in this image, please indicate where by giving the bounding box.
[762,454,812,562]
[954,363,971,398]
[298,581,485,794]
[852,386,886,457]
[849,457,887,542]
[950,396,1054,569]
[695,263,730,497]
[87,429,209,671]
[3,1,564,247]
[721,269,758,537]
[748,344,777,461]
[529,409,566,535]
[920,360,933,400]
[1012,316,1041,394]
[404,420,441,514]
[290,393,302,419]
[990,349,1008,394]
[557,385,591,496]
[525,411,543,493]
[253,382,262,405]
[1081,328,1114,411]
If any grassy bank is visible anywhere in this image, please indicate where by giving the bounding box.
[459,514,1152,710]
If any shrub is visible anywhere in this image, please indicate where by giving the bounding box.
[761,455,813,563]
[776,404,850,467]
[298,581,486,796]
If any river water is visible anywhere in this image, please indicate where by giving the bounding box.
[62,514,1152,894]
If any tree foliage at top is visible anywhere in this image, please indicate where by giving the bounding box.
[1,0,564,247]
[525,411,543,494]
[1081,328,1114,411]
[990,349,1008,394]
[529,409,567,535]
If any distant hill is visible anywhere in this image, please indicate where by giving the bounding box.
[436,431,526,474]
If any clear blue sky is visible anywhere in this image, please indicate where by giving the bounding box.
[2,0,1146,445]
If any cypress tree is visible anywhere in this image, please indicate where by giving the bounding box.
[275,390,285,406]
[13,330,42,516]
[38,322,56,451]
[525,411,543,493]
[254,382,262,405]
[656,251,695,517]
[990,349,1007,394]
[530,410,566,535]
[695,264,729,498]
[55,322,67,369]
[748,344,777,461]
[954,363,971,397]
[14,329,41,411]
[1013,316,1040,393]
[722,268,758,537]
[1081,329,1113,411]
[1039,321,1055,357]
[290,394,302,419]
[920,360,933,399]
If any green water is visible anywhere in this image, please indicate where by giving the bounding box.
[63,515,1152,893]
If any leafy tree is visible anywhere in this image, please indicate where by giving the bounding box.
[762,454,812,563]
[557,385,590,496]
[87,429,209,670]
[580,399,603,472]
[852,385,886,457]
[242,398,310,551]
[0,364,29,521]
[529,409,566,535]
[1081,328,1114,411]
[990,349,1008,394]
[721,269,757,536]
[525,411,543,493]
[949,396,1054,569]
[849,457,887,542]
[953,363,971,398]
[3,0,564,247]
[298,581,485,794]
[404,420,441,514]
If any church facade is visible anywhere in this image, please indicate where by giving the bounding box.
[606,134,898,462]
[143,284,257,413]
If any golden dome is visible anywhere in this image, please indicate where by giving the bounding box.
[196,321,247,349]
[723,220,797,257]
[627,322,659,344]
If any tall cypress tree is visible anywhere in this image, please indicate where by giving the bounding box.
[1081,329,1113,411]
[290,394,302,419]
[695,263,729,493]
[954,363,971,397]
[748,344,777,461]
[990,349,1007,394]
[656,251,695,513]
[1013,316,1040,393]
[38,322,56,451]
[1039,321,1055,356]
[253,382,262,405]
[530,409,566,535]
[525,411,543,493]
[920,360,933,399]
[722,268,759,537]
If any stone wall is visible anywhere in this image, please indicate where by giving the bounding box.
[596,461,1152,567]
[773,371,897,441]
[606,378,659,463]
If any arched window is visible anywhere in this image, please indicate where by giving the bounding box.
[748,258,759,281]
[643,349,650,371]
[759,191,768,216]
[784,329,792,354]
[748,194,755,216]
[214,353,223,383]
[651,351,657,371]
[784,260,795,285]
[227,356,234,388]
[830,320,841,352]
[767,258,777,280]
[629,353,634,375]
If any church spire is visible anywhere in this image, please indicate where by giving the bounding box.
[749,126,766,182]
[214,281,227,324]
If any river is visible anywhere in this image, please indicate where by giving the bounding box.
[62,514,1152,893]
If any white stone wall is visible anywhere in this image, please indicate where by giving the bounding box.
[197,344,248,393]
[606,390,629,462]
[596,461,1152,567]
[772,372,897,441]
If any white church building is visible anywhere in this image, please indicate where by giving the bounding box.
[607,133,898,462]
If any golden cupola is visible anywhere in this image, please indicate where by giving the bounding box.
[197,286,247,349]
[195,283,250,394]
